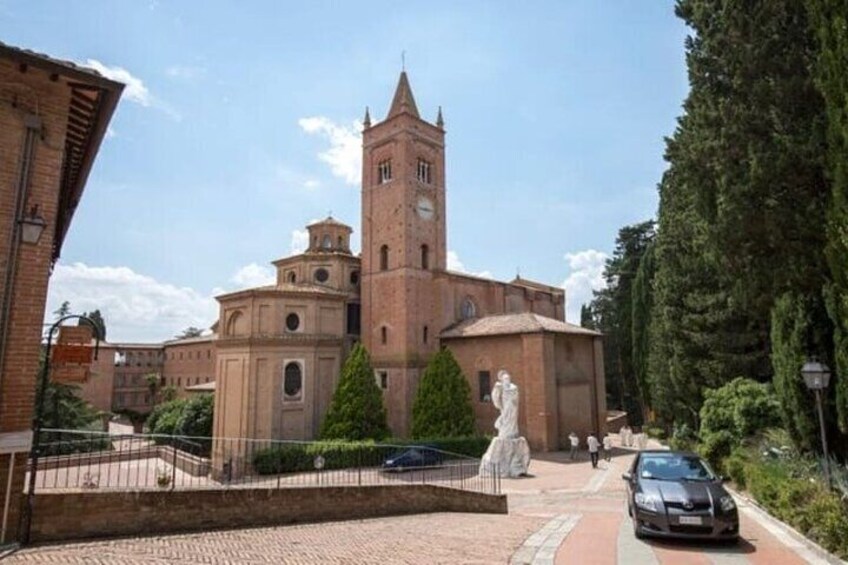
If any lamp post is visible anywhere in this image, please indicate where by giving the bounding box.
[20,314,101,545]
[801,359,832,489]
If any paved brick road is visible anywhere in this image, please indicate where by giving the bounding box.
[4,440,829,564]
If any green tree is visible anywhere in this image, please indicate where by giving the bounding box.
[579,304,595,330]
[647,0,831,432]
[145,394,213,437]
[588,221,655,425]
[39,380,100,430]
[770,293,838,453]
[78,309,106,340]
[53,301,70,320]
[320,343,389,440]
[411,348,475,439]
[631,243,655,414]
[176,327,204,339]
[808,0,848,433]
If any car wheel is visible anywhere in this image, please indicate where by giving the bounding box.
[632,517,644,539]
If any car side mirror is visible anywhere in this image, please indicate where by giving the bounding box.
[621,472,632,482]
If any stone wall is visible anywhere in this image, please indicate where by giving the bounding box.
[28,485,507,543]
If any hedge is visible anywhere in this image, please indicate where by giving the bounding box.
[252,436,491,475]
[731,454,848,559]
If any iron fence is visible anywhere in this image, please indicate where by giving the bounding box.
[26,428,501,495]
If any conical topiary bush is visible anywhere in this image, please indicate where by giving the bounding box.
[320,343,389,441]
[411,347,475,439]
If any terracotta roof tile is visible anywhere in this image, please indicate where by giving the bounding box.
[440,313,601,339]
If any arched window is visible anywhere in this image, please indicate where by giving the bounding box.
[460,298,477,320]
[381,326,387,344]
[338,236,343,248]
[287,271,296,283]
[350,270,360,286]
[283,362,303,399]
[423,325,429,344]
[322,234,332,249]
[380,245,389,271]
[421,244,429,270]
[226,310,245,336]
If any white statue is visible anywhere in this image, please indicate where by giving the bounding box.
[479,369,530,478]
[492,370,519,440]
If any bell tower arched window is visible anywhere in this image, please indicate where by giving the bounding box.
[380,245,389,271]
[421,244,429,270]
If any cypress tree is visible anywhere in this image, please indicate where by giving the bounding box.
[808,0,848,432]
[320,343,389,441]
[411,347,475,439]
[631,242,655,415]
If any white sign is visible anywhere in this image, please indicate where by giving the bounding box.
[0,431,32,454]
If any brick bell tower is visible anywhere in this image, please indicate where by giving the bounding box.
[361,72,446,436]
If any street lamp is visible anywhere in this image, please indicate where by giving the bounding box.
[801,359,832,488]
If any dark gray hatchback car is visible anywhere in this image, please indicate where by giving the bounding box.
[622,450,739,541]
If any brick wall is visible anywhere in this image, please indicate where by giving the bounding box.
[28,485,507,543]
[0,57,73,542]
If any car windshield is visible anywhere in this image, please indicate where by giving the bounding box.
[638,454,716,482]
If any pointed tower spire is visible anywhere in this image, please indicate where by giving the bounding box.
[436,106,444,128]
[386,71,420,119]
[363,106,371,129]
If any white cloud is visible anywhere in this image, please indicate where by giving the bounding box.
[46,263,217,343]
[290,228,309,255]
[298,116,362,185]
[82,59,181,121]
[230,263,275,289]
[84,59,151,106]
[560,249,609,323]
[447,250,493,279]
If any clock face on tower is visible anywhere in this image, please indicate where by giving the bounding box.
[416,196,435,221]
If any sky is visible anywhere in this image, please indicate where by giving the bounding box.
[2,1,690,342]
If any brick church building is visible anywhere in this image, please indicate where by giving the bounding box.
[212,73,605,459]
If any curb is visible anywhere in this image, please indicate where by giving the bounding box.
[727,485,845,565]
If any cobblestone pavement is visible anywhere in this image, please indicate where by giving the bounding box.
[4,440,830,564]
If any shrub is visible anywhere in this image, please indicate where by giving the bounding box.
[699,429,734,471]
[699,378,781,449]
[320,344,389,441]
[644,425,667,440]
[411,348,475,439]
[251,436,491,475]
[724,450,748,489]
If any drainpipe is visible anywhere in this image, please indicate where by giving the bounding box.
[0,114,41,545]
[0,114,42,403]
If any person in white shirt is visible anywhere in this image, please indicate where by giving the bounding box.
[587,433,600,469]
[568,431,579,460]
[602,433,613,462]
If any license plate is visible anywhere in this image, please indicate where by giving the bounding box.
[679,516,703,526]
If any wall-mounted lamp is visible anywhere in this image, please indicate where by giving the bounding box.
[19,205,46,244]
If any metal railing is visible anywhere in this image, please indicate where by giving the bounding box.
[26,429,501,495]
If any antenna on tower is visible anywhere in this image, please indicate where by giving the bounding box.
[401,50,406,71]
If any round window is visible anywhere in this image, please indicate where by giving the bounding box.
[285,313,300,332]
[284,362,302,398]
[350,271,360,286]
[314,268,329,283]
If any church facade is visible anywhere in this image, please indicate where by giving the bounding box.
[211,73,605,463]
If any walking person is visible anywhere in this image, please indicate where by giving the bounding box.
[603,433,613,462]
[568,431,579,460]
[587,432,600,469]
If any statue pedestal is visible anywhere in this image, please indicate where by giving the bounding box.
[479,436,530,478]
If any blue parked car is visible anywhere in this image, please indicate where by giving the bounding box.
[382,445,444,472]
